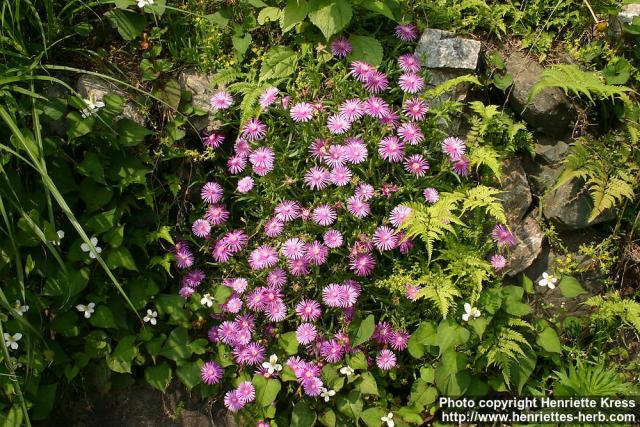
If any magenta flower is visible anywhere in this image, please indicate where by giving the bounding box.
[373,321,393,344]
[364,96,390,118]
[441,136,466,160]
[310,138,329,160]
[225,295,243,313]
[282,237,306,260]
[305,241,329,265]
[259,87,279,108]
[398,53,422,73]
[290,102,315,122]
[210,91,233,110]
[372,226,398,251]
[312,205,337,226]
[200,361,223,385]
[344,139,368,164]
[236,381,256,404]
[397,122,424,145]
[323,145,346,168]
[192,219,211,238]
[182,269,205,288]
[296,323,318,344]
[355,183,375,201]
[222,230,248,253]
[491,224,516,248]
[390,330,410,351]
[234,139,250,157]
[320,339,345,363]
[264,218,285,237]
[266,301,287,322]
[267,268,287,287]
[288,258,311,276]
[378,136,405,162]
[346,196,370,219]
[381,183,399,197]
[273,201,300,224]
[363,70,389,93]
[349,61,375,82]
[349,252,376,276]
[304,166,331,190]
[212,241,232,262]
[224,277,249,294]
[204,204,229,225]
[201,182,223,204]
[330,165,352,186]
[237,176,254,193]
[175,248,194,269]
[224,390,244,412]
[389,205,412,227]
[241,118,267,141]
[330,36,352,57]
[323,230,343,248]
[339,99,364,122]
[203,131,225,148]
[423,187,439,203]
[379,109,400,128]
[227,155,247,174]
[322,283,346,307]
[404,154,430,176]
[249,245,279,270]
[327,114,351,134]
[399,72,425,93]
[395,23,418,41]
[491,254,507,270]
[376,349,397,370]
[295,299,322,321]
[452,156,470,176]
[302,376,324,396]
[249,147,275,168]
[242,342,266,366]
[403,97,429,121]
[405,284,422,300]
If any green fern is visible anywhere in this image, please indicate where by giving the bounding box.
[416,274,461,318]
[461,185,507,223]
[467,146,502,179]
[483,325,533,385]
[227,82,270,124]
[584,292,640,334]
[529,64,633,105]
[211,68,245,86]
[553,361,630,396]
[424,74,482,99]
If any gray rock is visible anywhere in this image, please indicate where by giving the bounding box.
[542,177,615,229]
[77,75,146,126]
[178,69,220,132]
[416,29,482,103]
[619,3,640,25]
[533,135,570,165]
[505,52,576,137]
[522,160,563,196]
[506,210,544,276]
[498,158,532,222]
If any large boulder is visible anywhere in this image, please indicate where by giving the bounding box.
[505,210,544,276]
[521,135,570,196]
[618,3,640,25]
[77,75,146,126]
[498,158,532,222]
[178,69,220,131]
[505,52,576,137]
[542,177,615,230]
[415,28,482,102]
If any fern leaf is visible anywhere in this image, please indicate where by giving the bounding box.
[425,74,482,98]
[211,68,245,87]
[587,174,635,221]
[416,278,461,318]
[468,146,502,179]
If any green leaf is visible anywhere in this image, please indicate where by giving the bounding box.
[145,362,172,392]
[67,112,94,138]
[232,33,252,60]
[85,209,117,234]
[397,406,425,424]
[260,47,298,81]
[336,390,363,421]
[159,327,191,361]
[90,305,118,329]
[536,326,562,353]
[107,246,137,270]
[357,371,378,395]
[361,407,386,427]
[30,383,57,420]
[359,0,396,21]
[117,118,153,147]
[318,408,336,427]
[206,9,232,28]
[1,405,24,427]
[603,57,632,85]
[106,335,138,373]
[434,350,470,396]
[558,276,586,298]
[278,331,299,355]
[347,351,367,370]
[155,294,188,322]
[308,0,352,39]
[177,362,202,390]
[259,6,282,25]
[253,375,281,406]
[409,378,437,408]
[436,319,470,355]
[78,152,105,184]
[281,0,308,31]
[408,321,437,359]
[106,9,146,41]
[348,314,375,347]
[154,79,181,109]
[347,35,383,67]
[291,401,317,427]
[492,73,513,91]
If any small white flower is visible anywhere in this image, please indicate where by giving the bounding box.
[462,303,481,322]
[14,300,29,316]
[262,354,283,374]
[340,365,355,376]
[200,293,214,307]
[381,412,394,427]
[143,309,158,325]
[319,387,336,402]
[3,333,22,350]
[80,95,105,117]
[76,302,95,319]
[137,0,154,8]
[80,237,102,259]
[538,272,558,289]
[52,230,65,246]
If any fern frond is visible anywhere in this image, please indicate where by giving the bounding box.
[468,146,502,179]
[585,292,640,334]
[424,74,482,98]
[587,173,635,221]
[529,64,633,105]
[416,277,461,318]
[461,185,507,223]
[211,69,245,87]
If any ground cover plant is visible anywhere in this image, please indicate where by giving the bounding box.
[0,0,639,426]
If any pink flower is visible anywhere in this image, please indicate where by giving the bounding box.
[237,176,254,193]
[346,196,370,218]
[363,70,389,93]
[372,226,398,251]
[323,145,346,168]
[441,136,466,160]
[236,381,256,404]
[264,218,284,237]
[282,238,306,260]
[210,91,233,110]
[202,131,225,148]
[227,155,247,174]
[330,37,352,57]
[330,165,352,186]
[403,97,429,121]
[296,323,317,344]
[376,349,397,370]
[389,205,412,227]
[423,187,439,203]
[491,254,507,270]
[249,147,275,168]
[290,102,315,122]
[304,167,331,190]
[349,252,376,276]
[373,322,393,344]
[320,339,345,363]
[399,72,425,93]
[192,219,211,238]
[212,241,233,262]
[305,241,329,265]
[267,268,287,287]
[364,96,390,118]
[201,182,223,204]
[327,114,351,134]
[241,118,267,141]
[312,205,337,226]
[452,156,470,176]
[204,204,229,225]
[224,390,244,412]
[288,258,311,276]
[302,376,324,396]
[259,87,279,108]
[378,136,405,162]
[249,245,279,270]
[491,224,516,248]
[274,200,301,222]
[405,284,422,300]
[397,122,424,145]
[395,23,418,41]
[398,53,422,73]
[323,230,343,248]
[404,154,430,176]
[339,99,364,122]
[344,139,368,164]
[295,299,322,321]
[201,361,223,385]
[390,330,409,351]
[322,283,345,307]
[355,183,375,201]
[349,61,375,82]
